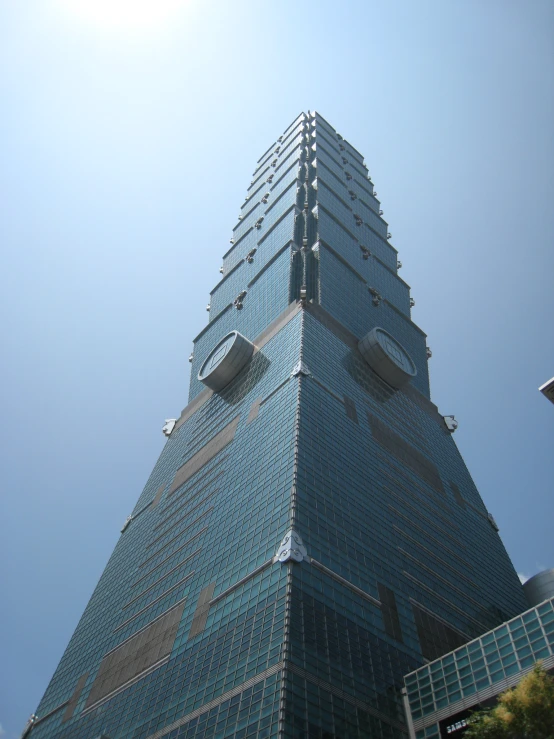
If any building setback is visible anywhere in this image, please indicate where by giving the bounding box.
[24,112,528,739]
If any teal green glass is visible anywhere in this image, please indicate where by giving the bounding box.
[26,113,528,739]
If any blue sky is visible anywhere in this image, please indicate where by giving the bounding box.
[1,0,553,736]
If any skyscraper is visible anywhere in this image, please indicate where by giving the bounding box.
[24,112,527,739]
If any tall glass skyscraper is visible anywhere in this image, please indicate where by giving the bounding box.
[24,112,527,739]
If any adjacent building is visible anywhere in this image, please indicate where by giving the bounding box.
[524,569,554,609]
[23,113,528,739]
[403,595,554,738]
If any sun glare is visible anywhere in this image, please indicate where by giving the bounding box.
[60,0,185,30]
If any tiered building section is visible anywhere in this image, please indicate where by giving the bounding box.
[25,113,527,739]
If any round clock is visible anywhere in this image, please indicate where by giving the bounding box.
[358,327,417,389]
[198,331,254,392]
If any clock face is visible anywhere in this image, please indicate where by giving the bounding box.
[198,331,254,392]
[205,334,236,373]
[377,330,415,374]
[358,327,417,389]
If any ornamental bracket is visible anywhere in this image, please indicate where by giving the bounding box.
[291,361,311,378]
[274,529,308,563]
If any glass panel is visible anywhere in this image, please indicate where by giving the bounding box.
[509,618,523,632]
[476,677,490,689]
[531,637,547,653]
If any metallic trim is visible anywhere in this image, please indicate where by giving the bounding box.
[147,507,213,551]
[402,384,441,422]
[256,205,298,248]
[304,302,359,351]
[173,387,213,432]
[274,530,308,563]
[256,136,279,164]
[373,250,411,288]
[317,234,366,282]
[404,573,488,630]
[539,376,554,405]
[221,225,254,260]
[151,485,165,509]
[402,688,417,739]
[281,111,307,141]
[316,158,345,191]
[192,301,234,342]
[62,672,89,722]
[210,558,275,606]
[290,360,311,378]
[156,479,221,530]
[82,655,170,715]
[153,493,216,542]
[121,571,194,612]
[209,257,244,294]
[309,374,344,404]
[275,145,303,175]
[305,298,429,379]
[390,506,459,547]
[175,302,302,433]
[166,458,227,505]
[264,178,297,215]
[145,662,285,739]
[343,395,359,423]
[398,547,478,589]
[253,299,301,351]
[248,164,271,192]
[383,297,426,336]
[317,177,353,213]
[113,581,190,633]
[385,485,456,532]
[106,600,187,657]
[133,548,202,589]
[246,397,262,424]
[397,544,474,588]
[404,556,484,611]
[370,414,444,494]
[170,417,240,495]
[408,599,471,641]
[309,558,381,607]
[139,527,208,569]
[88,601,186,711]
[259,378,291,407]
[287,664,406,733]
[129,557,198,597]
[188,582,216,639]
[247,242,293,288]
[26,700,69,729]
[392,523,469,567]
[270,158,301,193]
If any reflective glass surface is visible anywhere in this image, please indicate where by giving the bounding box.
[28,112,528,739]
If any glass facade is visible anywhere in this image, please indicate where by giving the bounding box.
[403,597,554,738]
[24,112,527,739]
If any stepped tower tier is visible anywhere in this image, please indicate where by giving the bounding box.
[24,112,527,739]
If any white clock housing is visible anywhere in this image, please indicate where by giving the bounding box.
[198,331,254,392]
[358,327,417,389]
